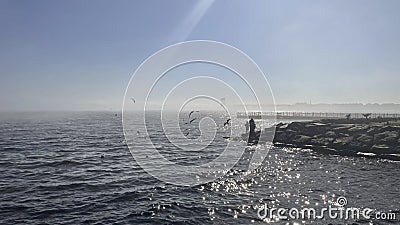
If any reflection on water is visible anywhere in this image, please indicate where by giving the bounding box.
[0,112,398,224]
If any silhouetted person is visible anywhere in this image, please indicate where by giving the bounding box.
[249,118,256,136]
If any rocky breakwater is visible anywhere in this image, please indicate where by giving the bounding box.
[273,119,400,160]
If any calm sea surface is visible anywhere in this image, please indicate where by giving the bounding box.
[0,112,399,224]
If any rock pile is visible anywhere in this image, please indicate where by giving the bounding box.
[273,119,400,159]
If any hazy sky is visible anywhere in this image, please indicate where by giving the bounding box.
[1,0,399,111]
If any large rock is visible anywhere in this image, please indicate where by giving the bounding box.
[292,135,312,145]
[378,126,400,133]
[311,137,334,146]
[337,132,350,137]
[349,141,366,150]
[287,122,306,131]
[348,125,370,133]
[374,131,399,145]
[370,144,400,154]
[333,136,353,147]
[366,127,379,135]
[356,134,373,146]
[273,129,296,143]
[303,123,329,136]
[343,134,374,150]
[276,123,289,129]
[325,131,337,138]
[332,124,354,133]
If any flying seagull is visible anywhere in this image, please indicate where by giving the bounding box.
[223,119,231,126]
[362,113,372,119]
[189,110,199,117]
[130,98,136,103]
[189,118,197,124]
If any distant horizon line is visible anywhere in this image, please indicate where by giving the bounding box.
[2,102,400,113]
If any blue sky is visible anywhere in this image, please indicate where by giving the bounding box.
[0,0,399,111]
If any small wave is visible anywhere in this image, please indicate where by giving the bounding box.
[34,182,109,192]
[104,190,141,204]
[41,159,84,167]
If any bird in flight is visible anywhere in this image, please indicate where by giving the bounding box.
[189,110,199,117]
[189,118,197,124]
[223,119,231,126]
[130,98,136,103]
[362,113,372,119]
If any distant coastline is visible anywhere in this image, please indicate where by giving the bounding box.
[232,103,400,114]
